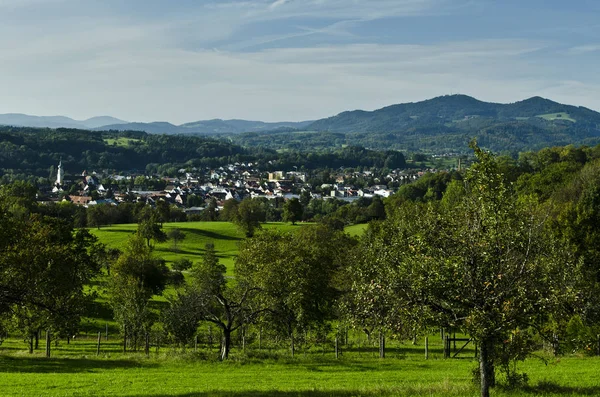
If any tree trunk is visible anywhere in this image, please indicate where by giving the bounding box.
[45,330,51,358]
[35,329,39,350]
[220,328,232,360]
[479,338,495,397]
[379,331,385,359]
[28,335,34,354]
[290,332,295,358]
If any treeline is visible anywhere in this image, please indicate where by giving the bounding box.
[60,193,385,231]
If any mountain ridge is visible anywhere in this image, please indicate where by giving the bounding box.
[2,95,600,151]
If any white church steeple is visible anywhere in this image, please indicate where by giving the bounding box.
[52,159,64,193]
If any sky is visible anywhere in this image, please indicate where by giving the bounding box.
[0,0,599,123]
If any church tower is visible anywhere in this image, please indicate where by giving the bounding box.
[53,159,64,193]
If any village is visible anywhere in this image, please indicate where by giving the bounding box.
[42,159,429,216]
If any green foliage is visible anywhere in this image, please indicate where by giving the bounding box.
[0,183,102,346]
[167,228,185,250]
[282,198,303,225]
[233,198,266,237]
[236,225,355,339]
[171,258,193,272]
[137,209,168,247]
[109,233,169,350]
[352,144,577,396]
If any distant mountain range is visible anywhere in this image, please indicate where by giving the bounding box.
[93,119,315,135]
[0,114,127,130]
[0,113,313,135]
[3,95,600,153]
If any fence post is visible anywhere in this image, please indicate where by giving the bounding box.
[335,335,339,359]
[145,333,150,357]
[444,335,448,358]
[45,329,51,358]
[97,332,101,356]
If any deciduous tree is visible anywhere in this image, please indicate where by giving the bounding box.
[355,143,574,397]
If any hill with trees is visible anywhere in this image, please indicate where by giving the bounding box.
[230,95,600,154]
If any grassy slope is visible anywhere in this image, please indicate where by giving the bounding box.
[536,113,576,122]
[91,221,304,272]
[345,223,368,237]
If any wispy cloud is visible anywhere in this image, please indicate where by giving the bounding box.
[0,30,572,122]
[569,44,600,54]
[269,0,291,10]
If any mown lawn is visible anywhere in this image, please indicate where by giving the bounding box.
[0,333,599,397]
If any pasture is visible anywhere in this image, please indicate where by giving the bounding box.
[90,221,305,272]
[103,137,142,147]
[536,112,576,122]
[0,332,598,397]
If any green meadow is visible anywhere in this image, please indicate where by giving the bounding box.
[1,332,599,397]
[103,137,142,147]
[90,221,305,272]
[536,112,576,122]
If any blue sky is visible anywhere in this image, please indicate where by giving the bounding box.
[0,0,598,123]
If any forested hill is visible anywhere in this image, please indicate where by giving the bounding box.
[308,95,600,132]
[0,127,249,180]
[0,126,406,181]
[289,95,600,154]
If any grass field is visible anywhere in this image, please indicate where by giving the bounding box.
[345,223,368,237]
[90,221,307,272]
[1,332,599,397]
[103,137,142,147]
[536,112,576,122]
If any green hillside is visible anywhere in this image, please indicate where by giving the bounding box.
[231,95,600,154]
[91,221,306,273]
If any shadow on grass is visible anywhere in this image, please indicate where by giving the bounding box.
[129,391,390,397]
[96,228,136,234]
[85,300,114,321]
[519,381,600,396]
[178,228,242,242]
[155,247,200,256]
[0,355,157,373]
